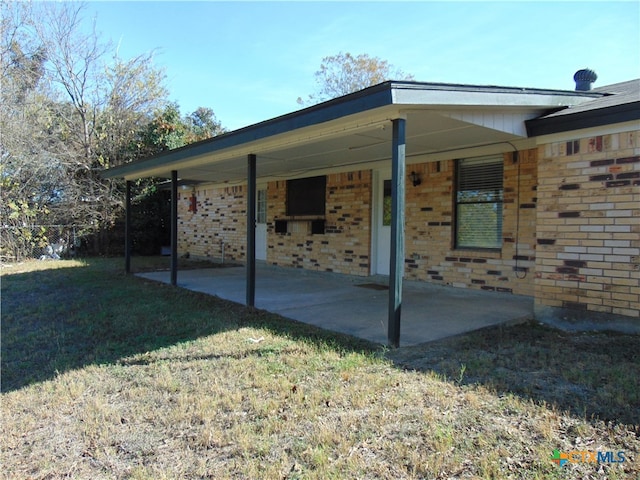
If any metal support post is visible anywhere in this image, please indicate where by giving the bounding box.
[125,180,132,274]
[388,118,406,348]
[246,154,257,307]
[170,170,178,286]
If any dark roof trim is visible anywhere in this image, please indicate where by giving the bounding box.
[526,101,640,137]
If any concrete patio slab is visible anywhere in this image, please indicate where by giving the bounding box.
[138,263,533,347]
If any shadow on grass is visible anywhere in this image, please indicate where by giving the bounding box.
[3,258,638,429]
[127,255,242,273]
[387,320,640,427]
[1,258,377,394]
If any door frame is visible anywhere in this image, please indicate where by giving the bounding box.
[372,168,391,275]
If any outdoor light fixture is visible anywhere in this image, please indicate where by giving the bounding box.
[409,171,421,187]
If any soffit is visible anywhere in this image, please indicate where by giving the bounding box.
[163,107,531,185]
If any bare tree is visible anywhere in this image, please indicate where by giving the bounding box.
[1,1,172,256]
[34,2,108,160]
[0,1,69,259]
[298,52,414,105]
[96,52,169,168]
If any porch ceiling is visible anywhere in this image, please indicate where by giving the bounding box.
[128,108,528,185]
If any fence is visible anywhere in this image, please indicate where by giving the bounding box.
[0,225,89,263]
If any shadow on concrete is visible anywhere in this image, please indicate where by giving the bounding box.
[138,263,534,347]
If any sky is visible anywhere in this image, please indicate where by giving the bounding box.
[81,1,640,131]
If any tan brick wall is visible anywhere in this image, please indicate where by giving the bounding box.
[267,171,372,275]
[178,154,539,296]
[404,150,538,296]
[178,185,247,261]
[535,130,640,321]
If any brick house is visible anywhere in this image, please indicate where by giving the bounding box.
[105,74,639,342]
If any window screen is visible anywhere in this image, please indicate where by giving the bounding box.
[286,176,326,216]
[455,157,504,249]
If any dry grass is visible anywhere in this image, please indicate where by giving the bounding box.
[1,258,638,479]
[387,320,640,427]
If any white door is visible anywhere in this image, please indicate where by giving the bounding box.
[256,188,267,260]
[374,171,391,275]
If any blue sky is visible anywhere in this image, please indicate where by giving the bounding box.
[83,1,640,130]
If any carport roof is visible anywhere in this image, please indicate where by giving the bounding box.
[103,80,603,184]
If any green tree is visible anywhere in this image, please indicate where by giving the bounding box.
[135,103,187,156]
[298,52,414,105]
[124,104,225,256]
[135,103,226,157]
[185,106,226,143]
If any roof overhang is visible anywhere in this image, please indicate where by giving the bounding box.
[103,81,603,185]
[526,100,640,136]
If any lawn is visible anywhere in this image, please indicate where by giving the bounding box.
[1,258,638,479]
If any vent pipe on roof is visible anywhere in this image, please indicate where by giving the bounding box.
[574,69,597,91]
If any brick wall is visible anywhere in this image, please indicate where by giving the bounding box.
[178,154,539,296]
[534,129,640,330]
[267,171,371,275]
[178,185,247,261]
[404,150,538,296]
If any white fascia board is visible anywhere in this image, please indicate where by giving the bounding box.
[392,87,597,109]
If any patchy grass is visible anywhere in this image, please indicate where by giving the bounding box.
[387,321,640,427]
[1,259,638,479]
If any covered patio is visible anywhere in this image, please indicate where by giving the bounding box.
[138,262,533,347]
[105,81,599,346]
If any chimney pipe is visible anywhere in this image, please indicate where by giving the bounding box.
[574,69,597,91]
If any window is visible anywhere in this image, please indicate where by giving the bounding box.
[566,139,580,155]
[257,189,267,224]
[286,176,326,216]
[455,156,503,249]
[382,179,392,226]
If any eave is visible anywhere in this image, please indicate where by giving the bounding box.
[103,81,603,184]
[526,101,640,137]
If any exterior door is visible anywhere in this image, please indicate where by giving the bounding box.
[374,171,392,275]
[256,188,267,260]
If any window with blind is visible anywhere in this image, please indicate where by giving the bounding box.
[455,156,504,249]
